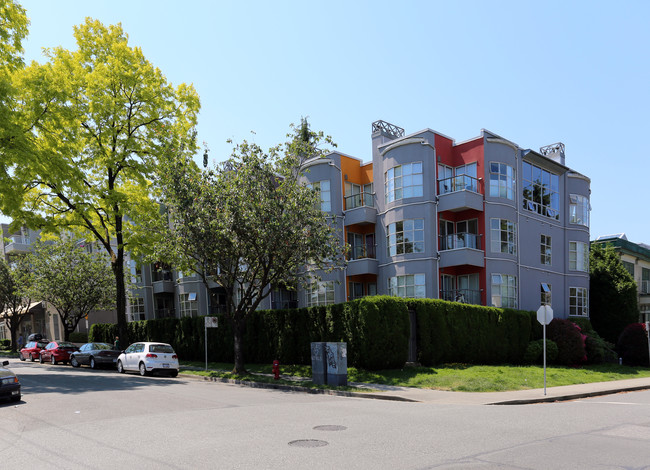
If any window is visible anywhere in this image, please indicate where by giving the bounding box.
[569,194,590,227]
[307,180,331,212]
[387,219,424,256]
[439,219,479,250]
[642,268,650,295]
[489,162,515,200]
[540,235,552,265]
[438,162,478,194]
[491,274,517,308]
[306,280,335,307]
[569,287,588,316]
[490,219,517,255]
[569,241,589,272]
[129,296,146,321]
[522,161,560,220]
[541,283,551,305]
[388,274,425,298]
[129,259,143,284]
[349,282,363,301]
[385,162,423,203]
[179,292,198,318]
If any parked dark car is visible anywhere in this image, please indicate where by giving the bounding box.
[19,340,50,362]
[0,360,20,402]
[39,341,79,365]
[70,342,121,369]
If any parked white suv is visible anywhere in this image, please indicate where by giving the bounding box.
[116,342,179,377]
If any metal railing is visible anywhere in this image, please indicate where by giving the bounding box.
[440,289,481,305]
[438,174,479,195]
[152,270,174,282]
[347,244,376,261]
[439,233,481,251]
[344,192,374,210]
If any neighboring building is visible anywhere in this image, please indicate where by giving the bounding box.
[129,120,591,321]
[592,234,650,322]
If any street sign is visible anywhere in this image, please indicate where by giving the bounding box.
[205,316,219,328]
[536,305,553,325]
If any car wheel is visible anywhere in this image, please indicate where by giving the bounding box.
[11,395,20,402]
[117,360,125,374]
[39,354,44,364]
[90,357,96,369]
[19,353,25,361]
[30,354,35,362]
[71,356,80,368]
[51,355,57,365]
[170,370,178,378]
[139,362,148,376]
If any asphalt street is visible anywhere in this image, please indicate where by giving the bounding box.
[3,358,650,469]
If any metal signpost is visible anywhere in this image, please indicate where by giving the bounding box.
[205,316,219,371]
[536,304,553,395]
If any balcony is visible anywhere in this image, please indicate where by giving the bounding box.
[344,192,377,225]
[347,245,378,276]
[440,289,482,305]
[4,235,33,255]
[437,175,483,212]
[438,233,484,268]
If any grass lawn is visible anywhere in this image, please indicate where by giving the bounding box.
[180,361,650,393]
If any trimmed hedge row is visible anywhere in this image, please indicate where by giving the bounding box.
[90,296,538,369]
[411,299,532,365]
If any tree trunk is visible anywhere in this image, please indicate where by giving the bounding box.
[232,318,246,374]
[112,257,127,345]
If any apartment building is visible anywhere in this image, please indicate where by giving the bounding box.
[128,120,591,322]
[592,234,650,321]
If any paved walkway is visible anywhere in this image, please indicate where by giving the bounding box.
[180,366,650,405]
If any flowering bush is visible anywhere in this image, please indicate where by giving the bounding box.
[547,319,587,366]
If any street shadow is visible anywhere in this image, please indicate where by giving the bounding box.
[6,360,184,397]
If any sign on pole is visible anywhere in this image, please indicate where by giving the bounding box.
[205,316,218,371]
[536,304,554,396]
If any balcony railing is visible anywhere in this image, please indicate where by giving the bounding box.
[344,192,374,210]
[152,270,174,282]
[440,289,481,305]
[439,233,481,251]
[438,175,479,195]
[347,244,376,261]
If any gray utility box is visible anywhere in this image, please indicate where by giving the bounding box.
[310,342,327,385]
[325,342,348,386]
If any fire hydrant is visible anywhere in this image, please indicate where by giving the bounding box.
[272,360,280,380]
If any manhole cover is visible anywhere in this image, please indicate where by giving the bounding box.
[313,425,347,431]
[288,439,329,448]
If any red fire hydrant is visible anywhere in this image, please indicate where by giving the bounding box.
[272,359,280,380]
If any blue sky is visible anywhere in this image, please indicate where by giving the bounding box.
[5,0,650,243]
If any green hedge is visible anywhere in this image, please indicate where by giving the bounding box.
[412,299,532,365]
[90,296,536,369]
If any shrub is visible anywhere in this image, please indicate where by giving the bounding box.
[523,339,558,364]
[69,332,88,343]
[584,332,617,364]
[0,339,10,349]
[547,319,587,365]
[617,323,649,366]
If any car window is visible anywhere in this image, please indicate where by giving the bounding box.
[135,344,145,353]
[58,342,76,348]
[149,344,175,354]
[46,343,54,350]
[26,342,34,348]
[125,344,136,353]
[95,343,111,350]
[80,344,88,352]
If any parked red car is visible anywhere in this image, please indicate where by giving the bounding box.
[39,341,79,365]
[19,340,50,362]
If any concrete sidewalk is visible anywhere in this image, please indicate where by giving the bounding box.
[180,367,650,405]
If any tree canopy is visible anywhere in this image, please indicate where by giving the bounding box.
[589,243,639,343]
[1,18,200,340]
[0,255,33,351]
[157,121,346,373]
[29,239,116,341]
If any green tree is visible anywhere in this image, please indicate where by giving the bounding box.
[29,239,115,341]
[157,122,345,373]
[1,19,200,342]
[0,255,33,351]
[589,243,639,343]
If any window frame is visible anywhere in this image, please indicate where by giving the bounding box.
[569,287,588,316]
[491,273,517,308]
[522,161,560,220]
[569,241,589,272]
[387,219,425,256]
[489,162,515,200]
[569,194,590,227]
[385,162,423,204]
[540,234,552,265]
[388,274,426,299]
[490,218,517,255]
[306,280,335,307]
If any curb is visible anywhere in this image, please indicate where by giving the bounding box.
[488,384,650,405]
[179,372,419,402]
